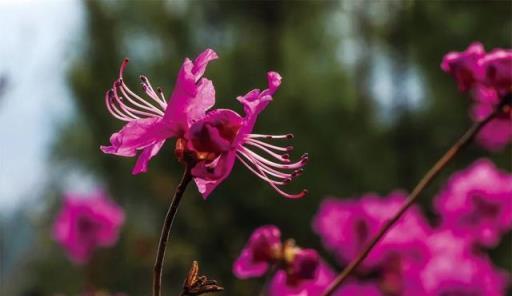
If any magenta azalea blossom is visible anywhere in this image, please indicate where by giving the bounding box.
[434,159,512,247]
[101,49,218,174]
[53,190,125,264]
[404,229,509,296]
[101,49,307,199]
[313,192,431,270]
[441,42,485,92]
[269,261,382,296]
[234,225,320,289]
[233,225,282,278]
[442,42,512,150]
[480,48,512,94]
[185,71,308,199]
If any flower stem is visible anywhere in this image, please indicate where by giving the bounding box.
[258,265,278,296]
[153,167,193,296]
[321,107,501,296]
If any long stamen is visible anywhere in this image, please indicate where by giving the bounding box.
[242,153,307,199]
[248,133,294,140]
[140,75,168,108]
[240,147,307,170]
[112,86,162,118]
[156,87,167,106]
[116,57,167,114]
[117,81,164,116]
[238,150,293,179]
[236,134,308,199]
[236,154,290,186]
[105,90,136,121]
[244,140,290,162]
[109,89,141,119]
[246,138,293,152]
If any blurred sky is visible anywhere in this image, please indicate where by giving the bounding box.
[0,0,83,214]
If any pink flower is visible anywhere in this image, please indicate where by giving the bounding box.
[233,225,282,278]
[442,42,512,150]
[269,261,382,296]
[441,42,485,91]
[434,159,512,247]
[480,48,512,94]
[312,192,431,270]
[102,50,307,199]
[53,190,125,264]
[234,225,320,288]
[101,49,218,175]
[185,71,307,199]
[404,229,509,296]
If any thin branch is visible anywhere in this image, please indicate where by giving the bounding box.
[153,168,193,296]
[321,105,502,296]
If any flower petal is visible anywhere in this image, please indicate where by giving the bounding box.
[441,42,485,92]
[192,152,237,199]
[132,140,166,175]
[164,49,218,132]
[233,248,270,279]
[101,117,174,173]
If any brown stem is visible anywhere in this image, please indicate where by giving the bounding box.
[153,168,193,296]
[321,108,501,296]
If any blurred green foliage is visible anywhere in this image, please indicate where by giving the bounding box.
[8,1,511,295]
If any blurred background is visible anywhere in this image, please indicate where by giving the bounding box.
[0,0,511,295]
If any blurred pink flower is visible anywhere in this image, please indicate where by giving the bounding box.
[442,42,512,150]
[270,261,382,296]
[441,42,485,91]
[233,225,282,278]
[480,48,512,94]
[434,159,512,247]
[404,229,509,296]
[53,190,125,264]
[102,50,307,199]
[312,192,431,270]
[234,225,320,289]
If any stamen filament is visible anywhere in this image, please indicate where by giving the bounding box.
[105,91,136,121]
[112,87,162,118]
[238,150,292,179]
[246,138,293,152]
[141,76,168,108]
[118,82,164,116]
[244,141,290,162]
[236,154,289,186]
[245,156,307,199]
[240,147,306,170]
[248,133,294,140]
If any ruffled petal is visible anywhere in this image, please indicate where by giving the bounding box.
[269,261,338,296]
[236,72,282,138]
[164,49,218,132]
[233,225,281,279]
[479,48,512,94]
[186,109,243,154]
[476,118,512,151]
[192,152,237,199]
[441,42,485,92]
[132,139,166,174]
[100,117,174,173]
[233,248,270,279]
